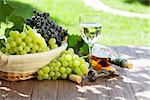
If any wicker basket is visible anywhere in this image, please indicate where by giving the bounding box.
[0,43,68,81]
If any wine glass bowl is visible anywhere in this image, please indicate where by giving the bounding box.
[80,22,101,46]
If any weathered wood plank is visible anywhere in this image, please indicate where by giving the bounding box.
[145,66,150,77]
[4,80,34,100]
[130,46,150,77]
[0,80,10,100]
[106,46,136,100]
[31,80,58,100]
[115,46,150,100]
[82,78,109,100]
[106,67,136,100]
[130,46,150,56]
[58,80,82,100]
[127,46,150,100]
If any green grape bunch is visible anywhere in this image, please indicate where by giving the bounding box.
[37,48,90,81]
[4,25,50,55]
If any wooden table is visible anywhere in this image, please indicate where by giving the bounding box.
[0,46,150,100]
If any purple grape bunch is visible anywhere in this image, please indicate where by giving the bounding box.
[25,10,68,46]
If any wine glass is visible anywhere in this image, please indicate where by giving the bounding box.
[79,13,101,68]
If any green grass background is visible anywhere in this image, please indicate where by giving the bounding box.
[101,0,150,14]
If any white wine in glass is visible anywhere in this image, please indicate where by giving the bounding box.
[80,14,101,68]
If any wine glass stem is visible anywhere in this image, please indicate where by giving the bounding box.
[88,44,93,68]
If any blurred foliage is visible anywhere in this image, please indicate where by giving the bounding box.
[0,0,35,36]
[125,0,150,5]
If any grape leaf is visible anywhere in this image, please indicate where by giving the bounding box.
[0,0,15,22]
[67,34,81,47]
[79,43,89,55]
[0,0,25,35]
[67,34,89,56]
[0,21,14,48]
[6,14,24,32]
[0,21,14,37]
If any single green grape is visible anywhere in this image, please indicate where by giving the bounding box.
[40,43,47,48]
[16,52,21,55]
[75,67,83,76]
[49,71,55,77]
[48,76,51,80]
[20,32,27,39]
[59,67,66,73]
[50,66,54,71]
[32,36,37,44]
[80,58,85,65]
[51,44,58,49]
[81,62,89,68]
[24,46,30,52]
[7,37,14,43]
[15,38,22,43]
[37,70,44,76]
[65,54,72,61]
[73,60,80,67]
[42,66,50,73]
[66,67,72,75]
[18,46,23,51]
[27,30,35,37]
[85,62,90,68]
[75,67,81,73]
[61,73,68,79]
[13,47,18,53]
[25,37,32,43]
[55,61,61,67]
[28,43,33,48]
[52,76,57,80]
[67,48,74,54]
[30,49,36,53]
[42,48,47,52]
[46,47,50,51]
[54,66,59,72]
[37,47,42,52]
[10,41,17,47]
[50,63,56,67]
[68,61,73,67]
[8,48,14,54]
[32,45,38,51]
[58,56,64,62]
[55,71,61,78]
[62,51,70,55]
[38,37,45,45]
[49,38,56,45]
[20,50,27,55]
[37,76,43,81]
[80,64,88,75]
[6,43,10,49]
[62,61,68,67]
[42,73,49,79]
[10,31,19,37]
[48,63,52,67]
[77,72,84,77]
[73,55,79,61]
[20,42,26,47]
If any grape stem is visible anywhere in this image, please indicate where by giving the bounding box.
[80,55,89,59]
